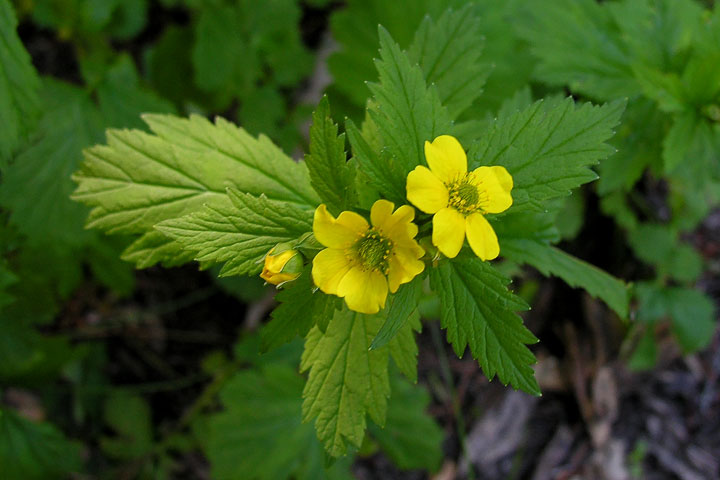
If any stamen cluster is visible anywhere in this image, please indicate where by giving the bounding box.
[355,229,392,274]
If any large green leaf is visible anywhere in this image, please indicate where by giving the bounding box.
[469,97,625,211]
[359,27,453,201]
[157,188,313,276]
[429,258,539,395]
[72,113,318,266]
[301,307,390,457]
[305,97,357,214]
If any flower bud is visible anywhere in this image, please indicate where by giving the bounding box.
[260,242,303,286]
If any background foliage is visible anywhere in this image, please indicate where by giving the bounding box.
[0,0,718,478]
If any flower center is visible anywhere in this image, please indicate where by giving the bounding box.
[356,229,392,273]
[447,176,481,215]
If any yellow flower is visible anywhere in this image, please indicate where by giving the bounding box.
[260,242,303,285]
[406,135,513,260]
[311,200,425,314]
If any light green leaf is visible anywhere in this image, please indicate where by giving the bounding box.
[72,113,318,266]
[369,374,444,472]
[363,26,453,200]
[0,408,82,480]
[202,364,353,480]
[501,238,630,318]
[261,268,340,352]
[408,5,487,119]
[518,0,638,100]
[306,97,357,214]
[0,0,41,164]
[470,97,625,211]
[429,258,539,395]
[301,307,390,457]
[157,188,313,276]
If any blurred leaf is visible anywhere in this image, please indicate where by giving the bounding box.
[369,374,444,472]
[517,0,638,100]
[0,79,103,247]
[627,224,702,283]
[0,0,41,165]
[0,408,82,480]
[627,327,658,371]
[501,239,630,318]
[101,391,153,459]
[202,364,354,479]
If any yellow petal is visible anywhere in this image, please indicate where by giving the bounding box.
[406,166,449,214]
[337,266,388,314]
[312,248,353,295]
[432,207,466,258]
[387,247,425,293]
[466,213,500,260]
[472,166,513,214]
[424,135,467,183]
[370,199,395,228]
[313,204,368,248]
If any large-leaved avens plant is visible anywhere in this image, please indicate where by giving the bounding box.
[72,12,630,458]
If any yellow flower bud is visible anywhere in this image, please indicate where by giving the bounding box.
[260,242,303,286]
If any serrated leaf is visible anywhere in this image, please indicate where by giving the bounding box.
[429,258,539,395]
[301,307,390,457]
[0,408,82,480]
[371,275,422,350]
[386,311,421,383]
[202,364,353,480]
[501,238,630,318]
[306,97,357,213]
[363,26,453,200]
[408,5,486,119]
[73,113,318,267]
[157,188,313,276]
[470,97,625,211]
[369,374,444,472]
[0,0,41,164]
[518,0,638,100]
[261,268,340,352]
